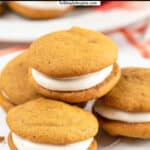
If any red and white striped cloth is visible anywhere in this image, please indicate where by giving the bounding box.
[98,1,150,59]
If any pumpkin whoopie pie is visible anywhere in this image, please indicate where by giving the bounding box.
[7,98,98,150]
[0,52,40,110]
[27,27,121,103]
[94,67,150,139]
[7,1,73,19]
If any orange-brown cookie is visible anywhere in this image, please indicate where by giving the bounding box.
[28,27,118,77]
[101,67,150,112]
[27,27,120,103]
[7,98,98,149]
[101,117,150,139]
[93,67,150,139]
[7,1,73,19]
[0,52,41,105]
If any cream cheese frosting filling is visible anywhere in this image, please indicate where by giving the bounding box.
[94,101,150,123]
[31,65,113,92]
[12,133,93,150]
[15,1,71,10]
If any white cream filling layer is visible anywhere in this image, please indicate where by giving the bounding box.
[94,101,150,123]
[12,133,93,150]
[31,65,113,92]
[15,1,71,10]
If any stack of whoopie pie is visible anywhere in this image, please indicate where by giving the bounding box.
[0,27,121,150]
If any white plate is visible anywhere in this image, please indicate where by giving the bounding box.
[0,51,150,150]
[0,7,150,42]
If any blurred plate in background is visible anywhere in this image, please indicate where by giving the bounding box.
[0,7,150,42]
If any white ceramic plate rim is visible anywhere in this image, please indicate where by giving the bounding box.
[0,8,150,42]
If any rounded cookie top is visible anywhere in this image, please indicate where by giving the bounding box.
[0,52,40,105]
[101,67,150,112]
[28,27,118,77]
[7,98,99,144]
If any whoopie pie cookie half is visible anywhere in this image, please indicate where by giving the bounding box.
[7,98,98,150]
[0,52,41,111]
[27,27,121,103]
[7,1,73,19]
[94,67,150,139]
